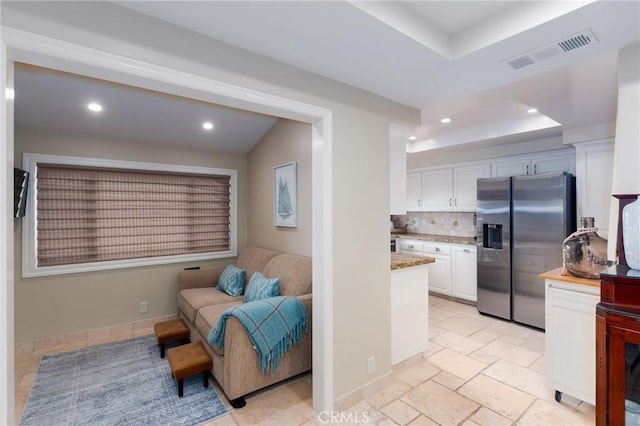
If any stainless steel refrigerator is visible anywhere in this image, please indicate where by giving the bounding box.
[476,172,576,329]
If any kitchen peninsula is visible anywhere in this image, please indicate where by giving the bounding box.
[391,253,435,365]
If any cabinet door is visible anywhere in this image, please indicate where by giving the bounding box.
[575,142,614,238]
[607,324,640,425]
[390,124,408,215]
[492,158,531,177]
[426,255,452,295]
[453,164,490,211]
[545,283,599,405]
[532,151,575,175]
[406,172,422,211]
[453,246,477,301]
[422,169,453,211]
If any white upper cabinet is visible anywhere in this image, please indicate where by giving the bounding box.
[532,151,576,175]
[422,169,453,211]
[406,172,422,212]
[408,149,575,212]
[453,164,491,211]
[492,150,575,177]
[574,140,615,238]
[420,164,489,212]
[492,158,530,177]
[390,123,408,215]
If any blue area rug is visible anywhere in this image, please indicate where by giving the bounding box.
[20,334,228,425]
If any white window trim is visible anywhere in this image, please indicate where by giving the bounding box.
[22,152,238,278]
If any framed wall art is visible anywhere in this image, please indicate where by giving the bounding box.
[273,161,297,227]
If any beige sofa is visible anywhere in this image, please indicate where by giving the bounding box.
[176,247,312,406]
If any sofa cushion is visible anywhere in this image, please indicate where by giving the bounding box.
[235,247,280,286]
[244,272,280,302]
[217,264,246,296]
[262,254,312,296]
[195,302,240,355]
[178,288,242,323]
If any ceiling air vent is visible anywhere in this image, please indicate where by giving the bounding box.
[502,29,598,70]
[558,32,593,52]
[507,56,535,70]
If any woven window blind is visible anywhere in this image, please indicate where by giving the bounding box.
[36,164,231,267]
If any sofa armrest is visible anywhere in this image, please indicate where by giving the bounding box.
[223,294,312,351]
[222,293,313,400]
[177,264,228,292]
[297,293,312,319]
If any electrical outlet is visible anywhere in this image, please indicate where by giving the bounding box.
[140,301,148,314]
[367,356,375,375]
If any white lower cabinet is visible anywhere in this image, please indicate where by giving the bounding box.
[452,245,478,301]
[400,240,477,301]
[423,242,452,295]
[545,279,600,405]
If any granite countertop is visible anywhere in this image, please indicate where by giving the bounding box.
[394,233,477,246]
[539,267,601,288]
[391,253,436,270]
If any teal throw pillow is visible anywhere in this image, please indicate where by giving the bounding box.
[244,272,280,302]
[217,264,246,297]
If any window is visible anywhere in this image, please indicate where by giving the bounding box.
[22,153,237,277]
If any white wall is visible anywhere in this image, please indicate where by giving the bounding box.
[1,0,419,413]
[0,19,16,422]
[608,43,640,258]
[612,43,640,195]
[247,119,312,256]
[331,109,392,399]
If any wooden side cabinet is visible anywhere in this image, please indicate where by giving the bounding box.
[596,265,640,425]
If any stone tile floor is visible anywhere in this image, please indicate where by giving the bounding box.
[14,295,595,425]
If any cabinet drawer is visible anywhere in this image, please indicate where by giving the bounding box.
[423,242,451,255]
[399,239,424,252]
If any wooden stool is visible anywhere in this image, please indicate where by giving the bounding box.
[154,319,190,358]
[166,341,213,397]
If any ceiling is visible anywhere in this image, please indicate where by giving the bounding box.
[14,64,278,154]
[14,1,640,154]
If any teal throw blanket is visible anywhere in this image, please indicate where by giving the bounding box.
[207,296,308,374]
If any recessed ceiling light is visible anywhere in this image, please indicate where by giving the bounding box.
[202,121,214,130]
[87,102,102,112]
[440,117,452,124]
[527,108,538,113]
[408,135,417,141]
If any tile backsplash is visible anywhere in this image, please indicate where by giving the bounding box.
[392,211,476,237]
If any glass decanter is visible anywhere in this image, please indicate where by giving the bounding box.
[562,217,614,279]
